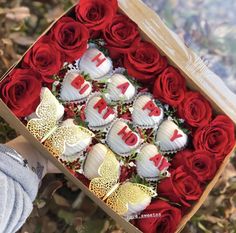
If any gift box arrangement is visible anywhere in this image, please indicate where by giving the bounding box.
[0,0,236,232]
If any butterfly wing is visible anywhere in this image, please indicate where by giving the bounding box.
[27,88,94,158]
[44,119,94,157]
[89,149,120,199]
[27,88,63,140]
[106,182,157,216]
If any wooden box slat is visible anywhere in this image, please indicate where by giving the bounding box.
[0,1,235,232]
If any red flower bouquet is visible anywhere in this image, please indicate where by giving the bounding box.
[153,66,186,107]
[103,14,141,59]
[172,150,217,183]
[23,36,63,81]
[50,17,89,63]
[75,0,118,37]
[193,115,235,164]
[124,41,167,82]
[177,91,212,128]
[135,199,182,233]
[0,1,235,233]
[158,166,203,208]
[0,68,42,117]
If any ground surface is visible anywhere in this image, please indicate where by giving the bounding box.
[0,0,235,232]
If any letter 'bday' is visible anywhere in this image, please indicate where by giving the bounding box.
[91,53,106,67]
[143,100,161,116]
[117,82,130,94]
[149,154,170,171]
[93,98,115,120]
[71,75,90,94]
[118,126,138,146]
[170,129,183,141]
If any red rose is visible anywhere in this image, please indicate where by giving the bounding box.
[153,66,186,107]
[0,68,42,117]
[75,0,118,35]
[158,166,203,207]
[135,199,182,233]
[172,150,217,183]
[124,41,167,82]
[23,35,63,82]
[193,115,235,164]
[177,91,212,127]
[103,14,141,59]
[50,17,89,63]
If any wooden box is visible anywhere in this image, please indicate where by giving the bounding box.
[0,0,236,232]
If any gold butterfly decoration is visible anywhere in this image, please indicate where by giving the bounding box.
[27,88,94,158]
[89,149,157,216]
